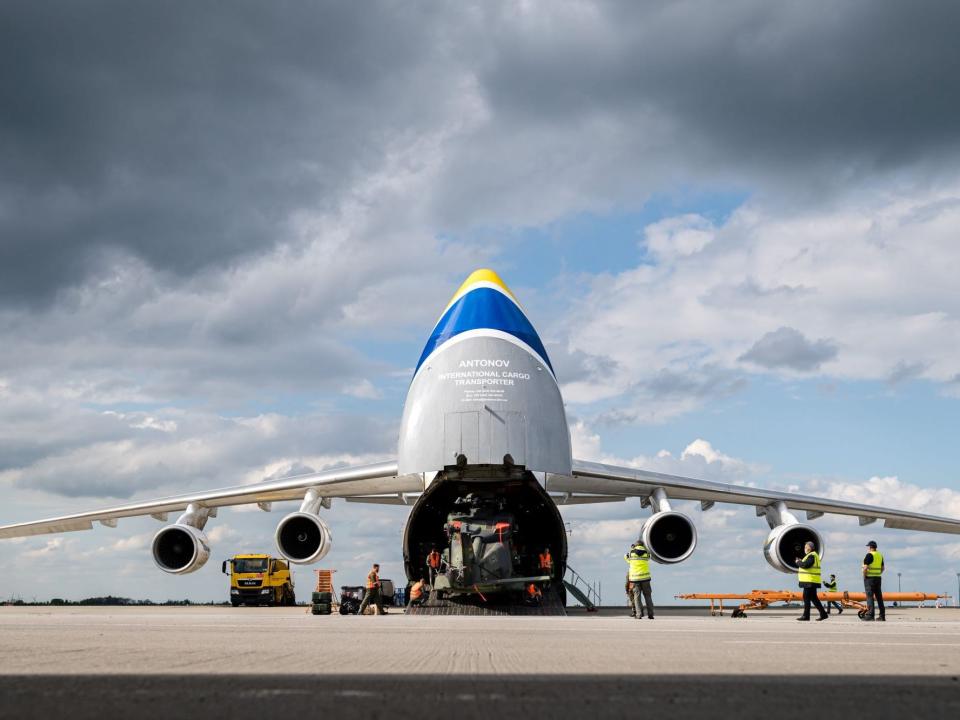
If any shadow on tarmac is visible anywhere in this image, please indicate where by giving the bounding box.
[1,674,958,720]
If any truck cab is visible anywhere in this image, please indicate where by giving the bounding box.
[222,554,296,607]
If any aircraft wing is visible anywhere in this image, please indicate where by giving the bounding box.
[0,460,421,539]
[547,459,960,534]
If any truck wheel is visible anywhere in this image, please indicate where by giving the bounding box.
[231,601,241,608]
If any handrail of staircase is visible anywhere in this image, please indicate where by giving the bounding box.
[564,565,601,607]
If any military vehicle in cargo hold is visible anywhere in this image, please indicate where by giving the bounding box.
[425,490,555,600]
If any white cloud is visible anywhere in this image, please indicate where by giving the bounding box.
[561,185,960,422]
[341,379,383,400]
[644,214,716,261]
[21,538,65,559]
[129,416,178,433]
[104,533,153,553]
[569,419,602,459]
[206,525,241,544]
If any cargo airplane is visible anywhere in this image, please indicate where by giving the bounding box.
[2,269,959,601]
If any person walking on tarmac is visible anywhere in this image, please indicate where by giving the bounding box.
[796,541,828,621]
[358,563,386,615]
[861,540,886,622]
[408,577,428,608]
[823,573,843,615]
[624,540,654,620]
[426,547,442,585]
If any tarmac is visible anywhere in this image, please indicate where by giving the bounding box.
[1,605,958,719]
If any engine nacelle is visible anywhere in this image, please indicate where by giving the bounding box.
[763,523,824,574]
[642,511,698,564]
[152,524,210,574]
[275,512,332,564]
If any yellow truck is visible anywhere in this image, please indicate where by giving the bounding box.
[222,554,296,607]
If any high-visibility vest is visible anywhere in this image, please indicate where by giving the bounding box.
[823,579,838,593]
[866,551,884,577]
[427,551,441,569]
[797,551,821,584]
[366,570,379,589]
[410,582,424,600]
[538,552,552,570]
[624,545,651,581]
[527,583,541,598]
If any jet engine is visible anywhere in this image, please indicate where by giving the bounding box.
[275,490,332,563]
[642,511,698,563]
[641,488,698,563]
[761,501,825,574]
[152,515,211,575]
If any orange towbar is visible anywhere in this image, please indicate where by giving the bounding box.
[675,589,949,617]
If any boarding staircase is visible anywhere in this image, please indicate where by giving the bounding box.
[562,566,600,611]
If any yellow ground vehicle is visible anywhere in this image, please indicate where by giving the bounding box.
[222,554,296,607]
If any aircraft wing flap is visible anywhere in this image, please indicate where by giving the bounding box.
[344,495,411,505]
[0,460,421,540]
[552,459,960,535]
[0,519,95,538]
[549,494,627,505]
[882,517,960,533]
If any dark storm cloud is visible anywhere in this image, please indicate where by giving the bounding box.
[5,0,960,306]
[0,0,450,305]
[887,360,927,386]
[739,326,838,372]
[479,0,960,182]
[595,366,748,425]
[547,343,619,385]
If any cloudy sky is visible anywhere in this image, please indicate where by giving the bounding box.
[2,0,960,605]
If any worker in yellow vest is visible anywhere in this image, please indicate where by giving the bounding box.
[861,540,885,622]
[795,541,828,621]
[823,573,843,615]
[624,540,654,620]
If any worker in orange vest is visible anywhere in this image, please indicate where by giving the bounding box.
[408,577,428,608]
[358,563,385,615]
[426,547,442,585]
[538,547,553,575]
[526,583,542,605]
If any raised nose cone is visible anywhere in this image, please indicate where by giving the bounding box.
[415,268,554,377]
[399,269,571,476]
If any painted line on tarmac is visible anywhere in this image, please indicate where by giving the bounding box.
[726,640,960,647]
